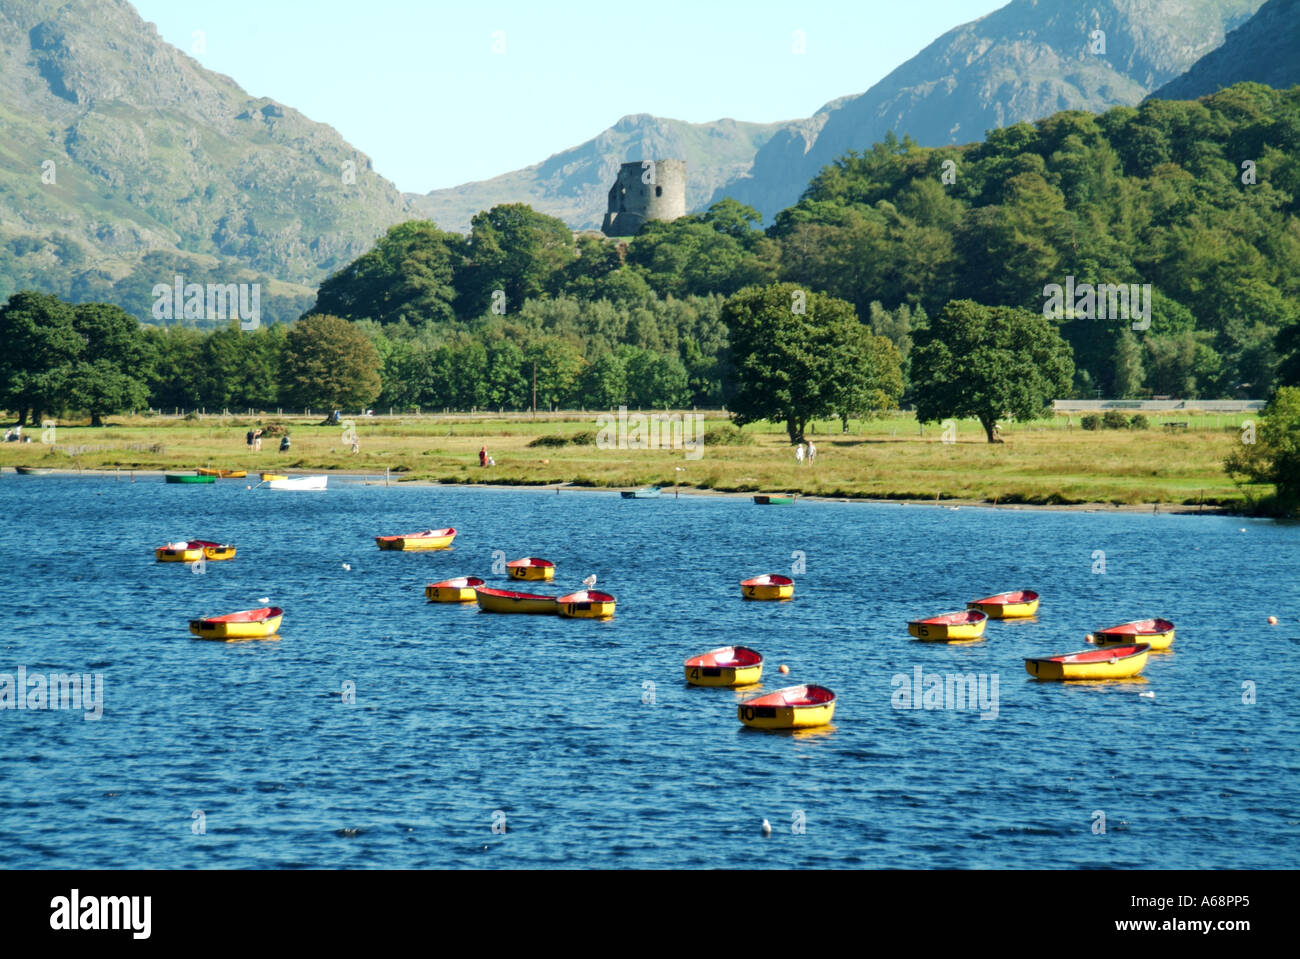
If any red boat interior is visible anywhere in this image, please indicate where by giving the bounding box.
[744,685,834,707]
[198,606,281,624]
[686,646,762,668]
[742,574,794,587]
[918,610,987,625]
[1047,644,1145,663]
[557,590,614,604]
[432,577,484,588]
[476,587,555,601]
[1098,618,1173,635]
[507,557,554,568]
[973,590,1038,605]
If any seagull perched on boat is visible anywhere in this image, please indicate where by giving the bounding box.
[582,574,597,589]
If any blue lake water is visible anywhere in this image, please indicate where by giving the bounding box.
[0,474,1296,868]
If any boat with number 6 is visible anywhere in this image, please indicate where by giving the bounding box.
[189,606,283,640]
[426,576,485,602]
[1089,618,1175,651]
[376,527,457,551]
[908,609,988,641]
[1025,643,1150,680]
[740,574,794,600]
[738,684,835,729]
[556,589,617,619]
[506,557,555,581]
[474,587,558,614]
[967,589,1040,619]
[684,646,763,687]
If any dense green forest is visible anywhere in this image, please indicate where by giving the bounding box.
[3,83,1299,420]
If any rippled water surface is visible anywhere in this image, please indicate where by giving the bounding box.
[1,475,1297,868]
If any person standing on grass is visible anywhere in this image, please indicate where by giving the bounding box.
[479,445,488,467]
[806,439,816,463]
[246,428,254,449]
[794,443,805,465]
[253,428,263,451]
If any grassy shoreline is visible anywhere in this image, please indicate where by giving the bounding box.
[0,410,1262,511]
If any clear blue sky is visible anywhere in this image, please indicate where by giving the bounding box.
[132,0,1005,194]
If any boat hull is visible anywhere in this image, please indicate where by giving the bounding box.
[557,591,616,619]
[686,663,763,687]
[426,578,484,603]
[14,467,54,475]
[260,473,288,482]
[166,474,215,484]
[739,701,835,729]
[743,582,793,600]
[156,547,203,562]
[197,469,247,478]
[1092,621,1175,651]
[753,495,794,505]
[621,487,661,498]
[909,619,988,641]
[377,532,456,551]
[1025,645,1150,680]
[475,588,558,615]
[189,614,282,639]
[968,598,1039,618]
[508,566,554,582]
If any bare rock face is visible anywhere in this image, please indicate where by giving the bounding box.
[1149,0,1300,100]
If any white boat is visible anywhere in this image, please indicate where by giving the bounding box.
[267,475,328,491]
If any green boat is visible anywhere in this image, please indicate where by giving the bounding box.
[753,494,795,505]
[165,473,216,484]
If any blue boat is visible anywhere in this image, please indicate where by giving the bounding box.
[620,485,661,499]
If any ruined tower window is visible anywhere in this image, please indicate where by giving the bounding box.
[655,186,663,197]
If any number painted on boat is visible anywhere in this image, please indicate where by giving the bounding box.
[689,668,699,679]
[917,625,929,637]
[741,706,755,721]
[745,586,756,597]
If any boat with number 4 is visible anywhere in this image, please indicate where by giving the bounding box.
[557,589,617,619]
[738,684,836,729]
[1025,643,1150,680]
[474,587,558,614]
[684,646,763,687]
[908,609,988,641]
[740,574,794,600]
[376,527,457,551]
[967,590,1040,619]
[1089,618,1175,651]
[507,557,555,581]
[189,606,283,640]
[426,576,485,602]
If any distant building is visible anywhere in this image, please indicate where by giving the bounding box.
[601,159,686,237]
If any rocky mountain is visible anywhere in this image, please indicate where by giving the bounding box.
[718,0,1266,221]
[0,0,411,322]
[1149,0,1300,100]
[405,114,788,233]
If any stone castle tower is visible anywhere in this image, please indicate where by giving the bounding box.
[600,159,686,237]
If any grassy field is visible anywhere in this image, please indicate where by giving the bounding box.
[0,410,1264,509]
